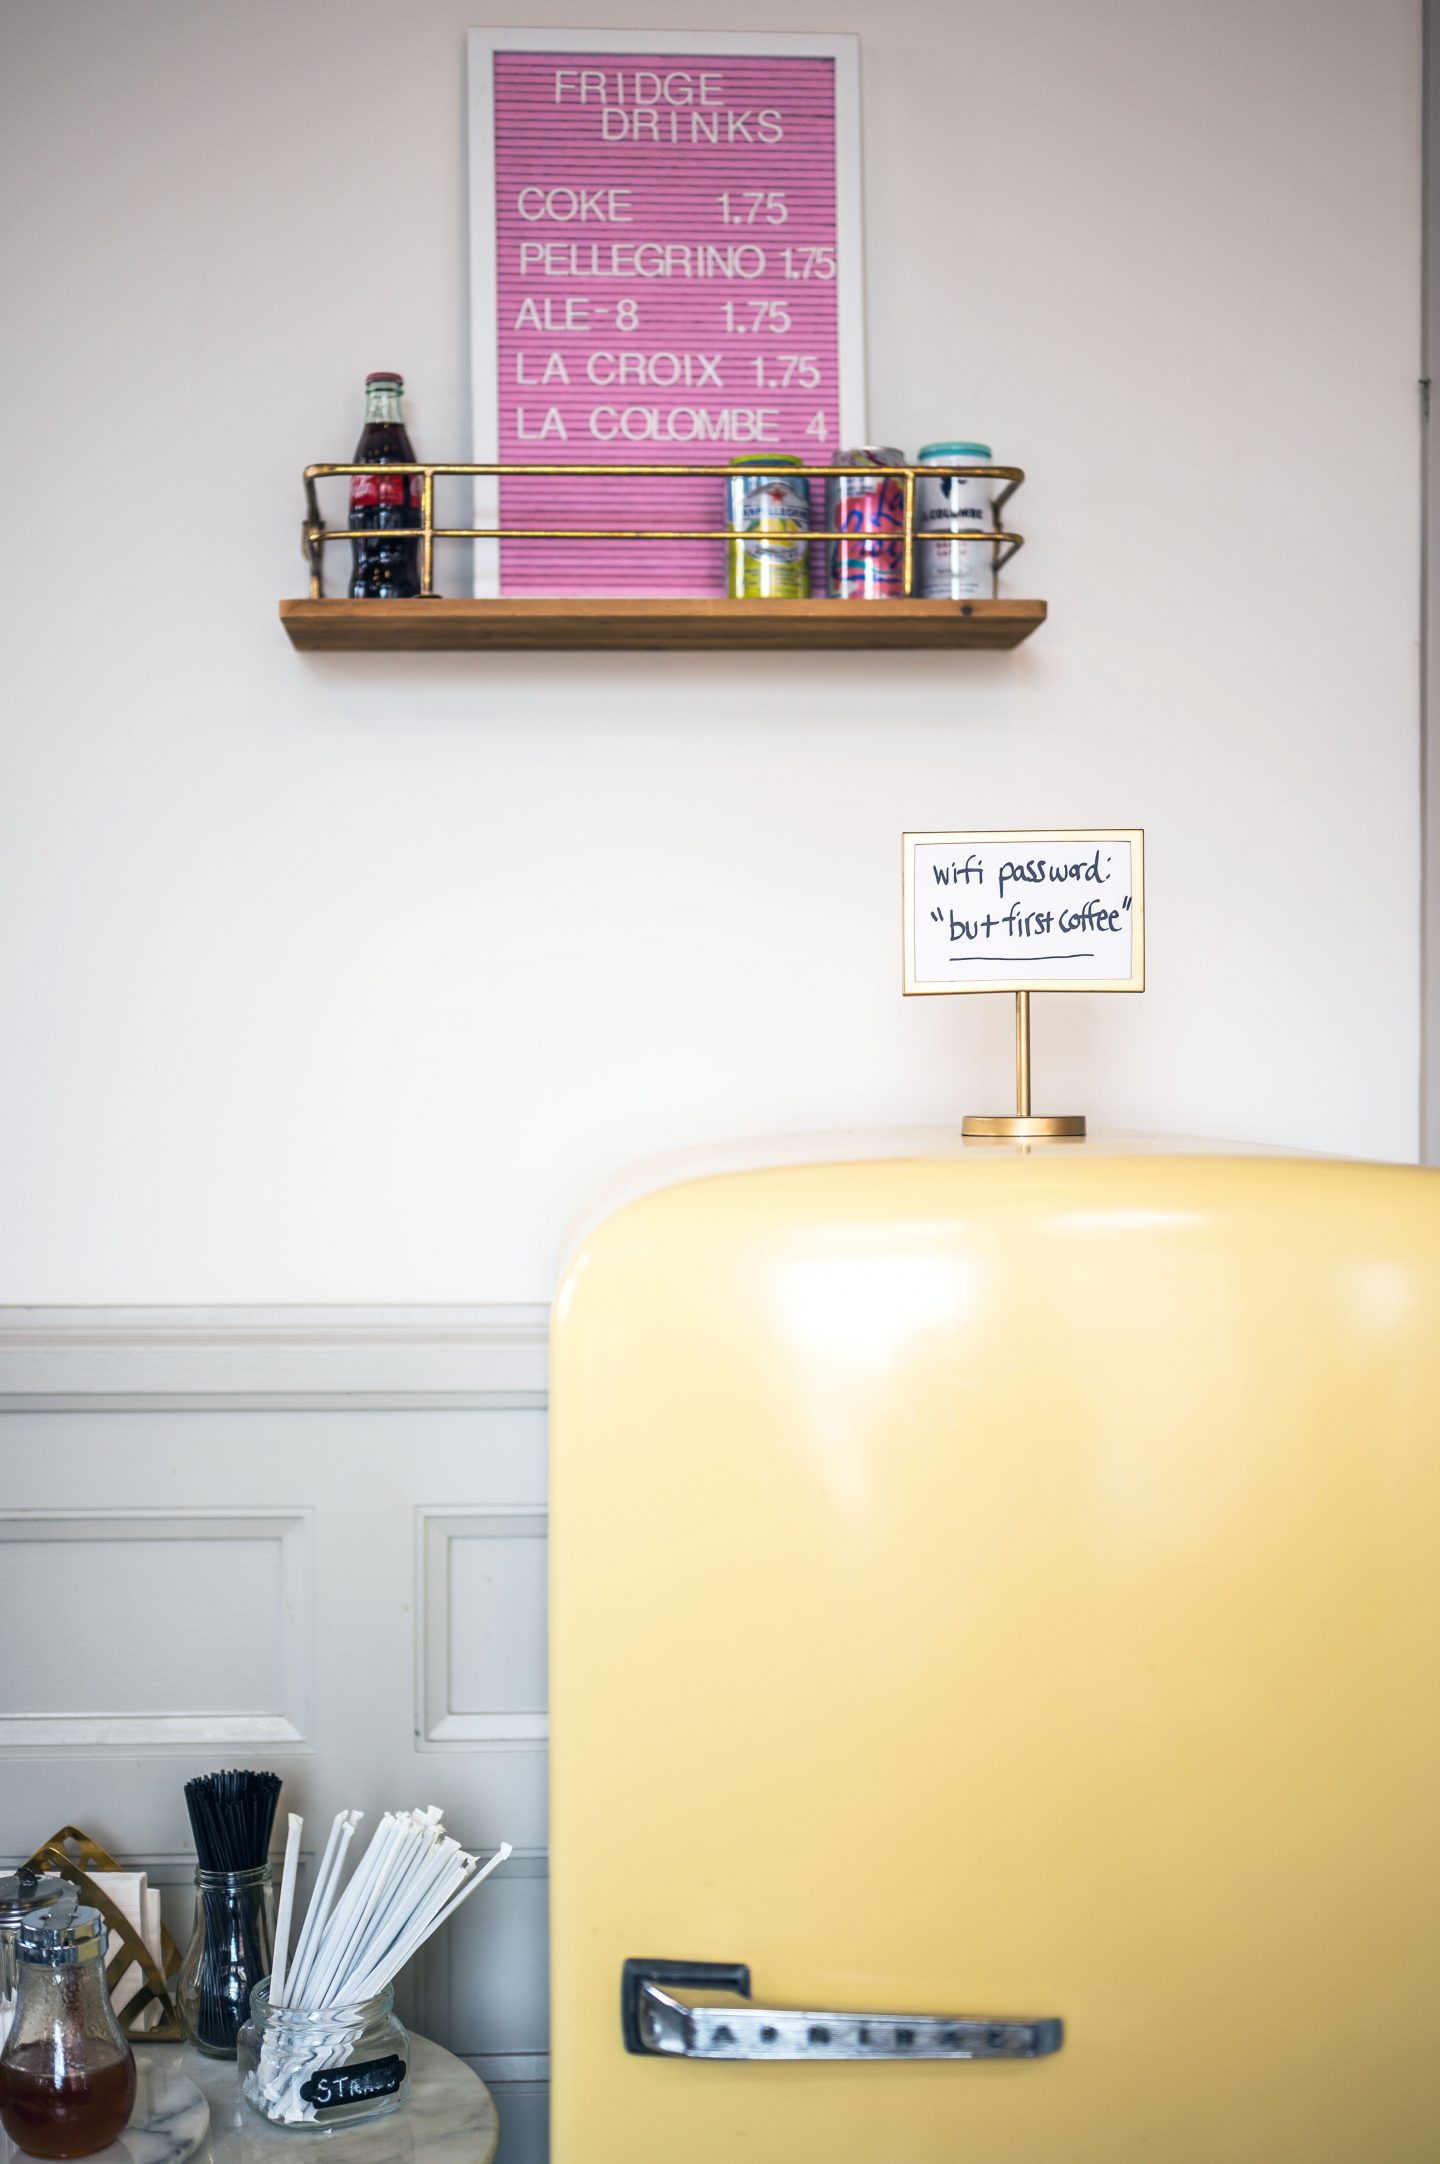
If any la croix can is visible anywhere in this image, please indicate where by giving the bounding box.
[726,456,811,598]
[826,447,907,599]
[916,441,998,599]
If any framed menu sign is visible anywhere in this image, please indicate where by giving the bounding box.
[467,29,865,596]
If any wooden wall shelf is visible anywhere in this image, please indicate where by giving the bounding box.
[279,597,1045,653]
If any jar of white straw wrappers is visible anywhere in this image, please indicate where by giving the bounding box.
[237,1979,409,2128]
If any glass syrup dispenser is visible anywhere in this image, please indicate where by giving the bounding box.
[0,1872,73,2050]
[0,1906,137,2160]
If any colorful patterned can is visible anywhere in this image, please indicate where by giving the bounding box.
[826,447,907,598]
[917,441,997,599]
[726,457,811,598]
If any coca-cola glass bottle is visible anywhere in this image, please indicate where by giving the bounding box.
[349,372,420,599]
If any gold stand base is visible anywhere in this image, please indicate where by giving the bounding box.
[962,1113,1087,1140]
[963,995,1086,1140]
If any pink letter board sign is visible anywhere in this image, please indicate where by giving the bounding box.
[468,30,865,597]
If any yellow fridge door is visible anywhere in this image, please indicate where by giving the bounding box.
[549,1144,1440,2162]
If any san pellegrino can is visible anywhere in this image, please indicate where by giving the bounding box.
[826,446,907,598]
[726,456,811,598]
[917,441,997,599]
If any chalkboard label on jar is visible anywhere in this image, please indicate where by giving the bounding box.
[300,2056,408,2111]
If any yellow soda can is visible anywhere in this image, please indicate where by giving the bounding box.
[726,455,811,598]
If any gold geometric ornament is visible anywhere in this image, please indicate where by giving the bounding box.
[24,1826,183,2042]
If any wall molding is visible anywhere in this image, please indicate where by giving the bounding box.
[465,2054,551,2086]
[417,1508,549,1749]
[0,1507,312,1752]
[0,1305,550,1406]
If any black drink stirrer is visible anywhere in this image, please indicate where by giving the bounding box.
[182,1770,282,2052]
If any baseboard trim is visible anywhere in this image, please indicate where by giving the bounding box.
[464,2054,550,2085]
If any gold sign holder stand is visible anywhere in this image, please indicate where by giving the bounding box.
[962,992,1086,1140]
[904,828,1144,1139]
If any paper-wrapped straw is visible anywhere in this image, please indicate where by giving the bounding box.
[268,1812,304,2008]
[274,1811,510,2011]
[346,1843,513,2002]
[307,1816,405,2008]
[287,1810,360,2007]
[331,1809,443,1990]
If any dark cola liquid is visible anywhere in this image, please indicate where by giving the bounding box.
[350,416,421,600]
[0,2046,137,2159]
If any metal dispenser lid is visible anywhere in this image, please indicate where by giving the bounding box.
[0,1869,71,1928]
[17,1898,95,1964]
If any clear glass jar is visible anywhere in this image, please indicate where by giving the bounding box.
[0,1904,136,2160]
[237,1979,410,2129]
[177,1863,275,2059]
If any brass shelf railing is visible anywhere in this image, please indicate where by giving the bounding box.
[300,460,1025,601]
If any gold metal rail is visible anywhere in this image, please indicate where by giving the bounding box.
[300,461,1026,601]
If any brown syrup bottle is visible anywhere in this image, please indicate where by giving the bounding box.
[0,1908,136,2160]
[1,2048,137,2160]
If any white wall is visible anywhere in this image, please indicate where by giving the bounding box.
[0,0,1422,1304]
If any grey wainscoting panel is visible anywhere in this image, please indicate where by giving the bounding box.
[0,1510,311,1749]
[0,1307,552,2163]
[418,1508,549,1747]
[419,1853,550,2164]
[420,1849,550,2059]
[479,2077,550,2164]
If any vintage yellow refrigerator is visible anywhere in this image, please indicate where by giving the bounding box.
[549,1138,1440,2161]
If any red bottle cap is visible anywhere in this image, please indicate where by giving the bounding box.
[366,371,403,385]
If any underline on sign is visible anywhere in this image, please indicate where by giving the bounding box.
[951,953,1096,962]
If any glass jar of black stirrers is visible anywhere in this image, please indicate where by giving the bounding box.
[178,1769,281,2058]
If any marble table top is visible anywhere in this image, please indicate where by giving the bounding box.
[2,2038,498,2164]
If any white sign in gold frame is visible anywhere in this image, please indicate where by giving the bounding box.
[903,829,1145,995]
[902,828,1145,1137]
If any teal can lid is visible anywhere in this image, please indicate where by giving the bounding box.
[729,453,803,467]
[919,441,992,461]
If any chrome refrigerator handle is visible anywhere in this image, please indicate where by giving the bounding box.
[621,1959,1063,2062]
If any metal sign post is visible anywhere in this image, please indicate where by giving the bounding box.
[959,991,1086,1139]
